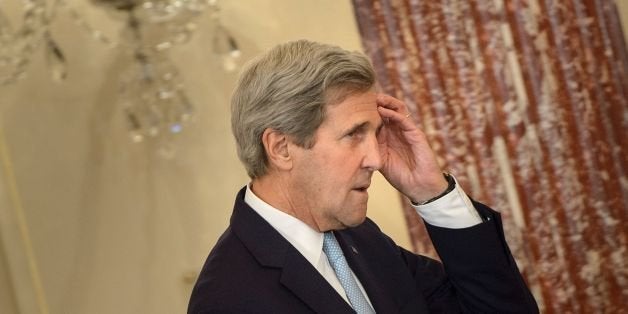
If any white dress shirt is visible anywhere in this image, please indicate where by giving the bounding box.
[244,175,481,307]
[411,175,482,228]
[244,185,372,306]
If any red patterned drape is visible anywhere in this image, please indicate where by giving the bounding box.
[352,0,627,312]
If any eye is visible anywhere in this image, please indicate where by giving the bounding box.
[345,128,364,139]
[343,123,370,141]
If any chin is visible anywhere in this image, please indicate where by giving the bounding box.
[353,216,368,226]
[343,211,368,228]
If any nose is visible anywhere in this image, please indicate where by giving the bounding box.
[362,134,382,171]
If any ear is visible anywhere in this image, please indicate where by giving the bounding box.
[261,128,293,171]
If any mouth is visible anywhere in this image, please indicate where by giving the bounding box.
[352,184,370,193]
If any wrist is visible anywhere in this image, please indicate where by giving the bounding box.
[410,173,455,205]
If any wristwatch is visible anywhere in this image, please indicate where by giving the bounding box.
[411,173,456,206]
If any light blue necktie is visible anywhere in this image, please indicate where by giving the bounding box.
[323,232,375,314]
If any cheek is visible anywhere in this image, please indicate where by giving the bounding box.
[308,147,362,196]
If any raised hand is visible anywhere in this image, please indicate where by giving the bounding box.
[376,94,448,204]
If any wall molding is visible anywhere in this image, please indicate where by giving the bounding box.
[0,120,49,314]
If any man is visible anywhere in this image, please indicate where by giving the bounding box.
[188,40,538,313]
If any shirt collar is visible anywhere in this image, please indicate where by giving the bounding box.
[244,184,324,268]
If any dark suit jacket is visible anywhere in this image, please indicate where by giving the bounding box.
[188,187,538,313]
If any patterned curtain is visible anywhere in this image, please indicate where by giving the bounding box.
[352,0,627,312]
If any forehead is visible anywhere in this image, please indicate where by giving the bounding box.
[323,91,378,120]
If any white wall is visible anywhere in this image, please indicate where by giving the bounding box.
[2,1,626,313]
[0,1,410,313]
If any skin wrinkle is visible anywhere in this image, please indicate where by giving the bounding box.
[252,90,448,232]
[253,91,384,232]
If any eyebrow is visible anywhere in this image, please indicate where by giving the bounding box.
[343,122,366,135]
[345,120,384,135]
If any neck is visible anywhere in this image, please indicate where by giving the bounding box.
[250,174,323,232]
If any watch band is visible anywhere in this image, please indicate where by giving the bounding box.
[411,173,456,206]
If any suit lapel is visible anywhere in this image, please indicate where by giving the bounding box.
[335,230,404,313]
[280,249,355,313]
[230,188,354,313]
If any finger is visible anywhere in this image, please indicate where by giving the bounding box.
[378,105,416,131]
[376,94,409,114]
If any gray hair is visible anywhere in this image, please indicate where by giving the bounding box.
[231,40,376,178]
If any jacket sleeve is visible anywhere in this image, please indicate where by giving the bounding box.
[412,199,539,313]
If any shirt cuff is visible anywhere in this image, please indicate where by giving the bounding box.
[412,175,483,229]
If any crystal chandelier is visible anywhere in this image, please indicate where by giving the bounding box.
[0,0,240,143]
[0,0,50,85]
